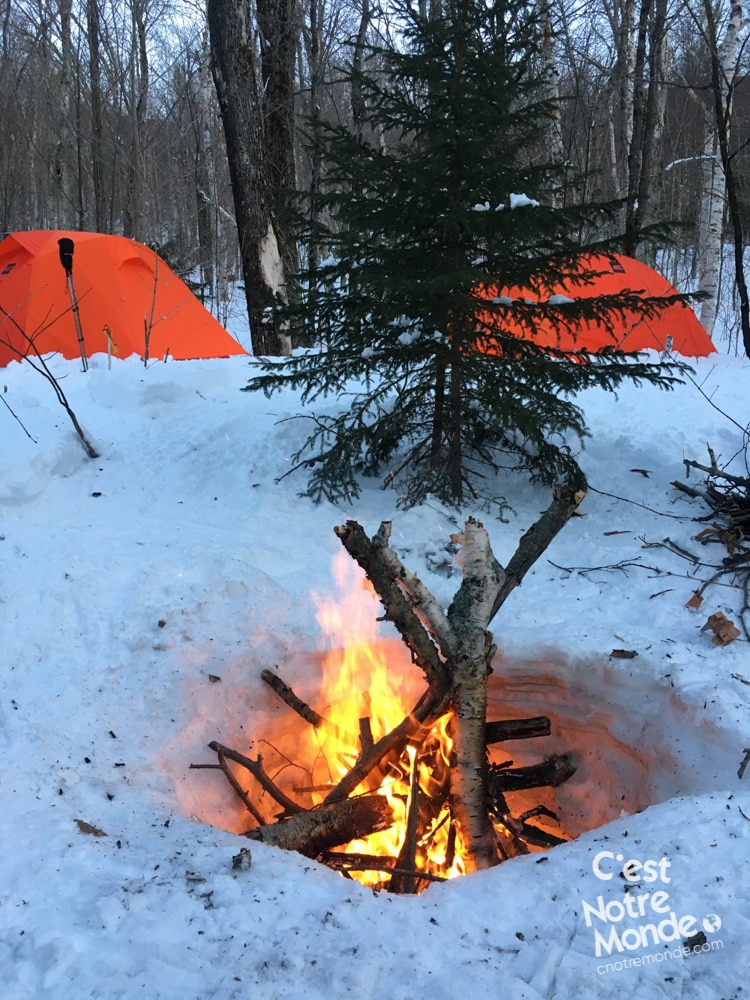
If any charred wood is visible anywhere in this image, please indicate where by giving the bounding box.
[485,716,551,744]
[244,795,395,856]
[489,754,576,792]
[260,669,327,729]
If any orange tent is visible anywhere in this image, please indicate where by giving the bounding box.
[0,230,247,366]
[477,253,715,357]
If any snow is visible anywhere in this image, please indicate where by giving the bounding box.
[2,343,750,998]
[509,193,541,209]
[548,294,576,305]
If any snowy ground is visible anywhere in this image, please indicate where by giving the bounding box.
[2,344,750,999]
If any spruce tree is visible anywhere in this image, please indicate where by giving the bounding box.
[246,0,685,509]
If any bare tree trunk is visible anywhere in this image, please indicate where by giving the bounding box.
[207,0,292,356]
[124,0,149,241]
[55,0,76,228]
[197,31,218,301]
[256,0,299,279]
[696,0,742,341]
[87,0,106,232]
[612,0,637,202]
[538,0,564,197]
[305,0,323,275]
[624,0,669,257]
[351,0,372,138]
[697,129,723,336]
[703,0,749,354]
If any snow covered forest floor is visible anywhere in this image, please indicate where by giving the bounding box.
[2,346,750,999]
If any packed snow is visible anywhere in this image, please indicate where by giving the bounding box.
[2,339,750,999]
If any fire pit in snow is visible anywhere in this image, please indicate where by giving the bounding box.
[191,501,744,892]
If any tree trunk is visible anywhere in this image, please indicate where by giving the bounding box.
[123,0,149,242]
[55,0,76,228]
[697,130,723,337]
[703,0,749,355]
[197,32,218,302]
[207,0,292,356]
[256,0,299,279]
[351,0,372,138]
[86,0,106,233]
[538,0,564,198]
[624,0,669,257]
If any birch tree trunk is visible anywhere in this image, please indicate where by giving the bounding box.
[207,0,292,356]
[696,0,741,340]
[697,130,724,338]
[538,0,564,191]
[702,0,749,354]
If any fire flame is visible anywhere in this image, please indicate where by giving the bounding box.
[305,551,461,887]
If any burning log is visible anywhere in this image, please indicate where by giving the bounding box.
[244,795,395,857]
[197,487,583,888]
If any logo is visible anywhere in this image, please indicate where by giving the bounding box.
[581,849,725,974]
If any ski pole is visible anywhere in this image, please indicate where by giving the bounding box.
[58,237,88,372]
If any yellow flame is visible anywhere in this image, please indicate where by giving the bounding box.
[306,551,459,888]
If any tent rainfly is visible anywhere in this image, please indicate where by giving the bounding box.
[476,253,716,357]
[0,230,248,366]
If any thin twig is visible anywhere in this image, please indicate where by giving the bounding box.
[261,669,327,729]
[208,741,304,815]
[641,536,701,563]
[397,751,421,894]
[0,392,37,441]
[215,749,266,825]
[189,759,266,824]
[588,484,694,520]
[548,558,744,591]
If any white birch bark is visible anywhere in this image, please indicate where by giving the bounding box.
[697,0,741,336]
[538,0,564,175]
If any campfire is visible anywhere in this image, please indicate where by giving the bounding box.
[193,489,583,892]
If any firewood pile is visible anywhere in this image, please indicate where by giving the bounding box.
[192,488,584,892]
[672,447,750,639]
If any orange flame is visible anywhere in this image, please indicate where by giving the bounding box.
[305,551,460,887]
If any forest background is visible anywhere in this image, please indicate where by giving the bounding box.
[1,0,749,356]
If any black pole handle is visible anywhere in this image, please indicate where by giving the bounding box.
[58,237,74,276]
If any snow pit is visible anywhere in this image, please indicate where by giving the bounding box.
[185,643,745,871]
[486,652,745,840]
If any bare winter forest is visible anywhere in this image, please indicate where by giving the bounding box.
[1,0,749,352]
